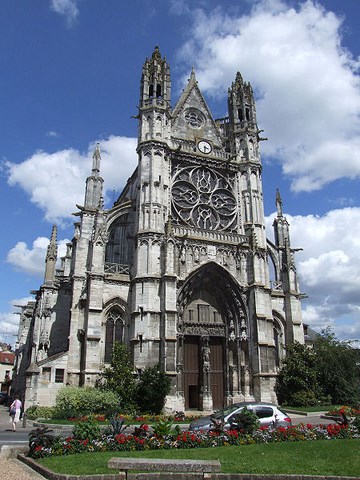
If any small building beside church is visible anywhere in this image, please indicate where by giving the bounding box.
[0,348,14,394]
[12,47,305,412]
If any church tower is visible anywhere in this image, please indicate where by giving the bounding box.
[131,46,175,375]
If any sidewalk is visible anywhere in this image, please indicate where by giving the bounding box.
[0,405,34,433]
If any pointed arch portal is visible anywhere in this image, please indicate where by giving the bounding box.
[177,263,250,410]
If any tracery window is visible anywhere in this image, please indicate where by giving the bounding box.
[171,166,237,231]
[104,309,124,363]
[184,108,205,128]
[105,215,132,265]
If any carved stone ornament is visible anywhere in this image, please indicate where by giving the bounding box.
[183,322,225,336]
[93,211,108,246]
[184,108,205,128]
[172,165,237,231]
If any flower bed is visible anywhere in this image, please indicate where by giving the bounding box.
[29,420,360,459]
[326,406,360,417]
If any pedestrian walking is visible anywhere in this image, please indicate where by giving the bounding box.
[9,394,22,432]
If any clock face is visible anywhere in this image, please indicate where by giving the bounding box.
[198,140,212,154]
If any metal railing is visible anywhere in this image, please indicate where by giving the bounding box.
[104,263,130,275]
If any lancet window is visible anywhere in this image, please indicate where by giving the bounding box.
[104,308,124,363]
[105,214,132,266]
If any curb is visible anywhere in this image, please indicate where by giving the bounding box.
[17,454,360,480]
[283,409,308,416]
[0,444,28,459]
[18,454,119,480]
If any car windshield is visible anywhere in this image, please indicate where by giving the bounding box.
[211,404,240,420]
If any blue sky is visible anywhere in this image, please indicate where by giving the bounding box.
[1,0,360,347]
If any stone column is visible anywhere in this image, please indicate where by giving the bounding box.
[201,336,213,411]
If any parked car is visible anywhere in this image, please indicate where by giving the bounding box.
[0,392,9,405]
[189,402,292,431]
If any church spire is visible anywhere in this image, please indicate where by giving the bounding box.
[84,143,104,209]
[140,46,171,108]
[43,225,58,286]
[273,188,289,247]
[276,188,283,217]
[92,142,101,176]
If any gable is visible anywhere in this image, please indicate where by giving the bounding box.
[171,71,223,149]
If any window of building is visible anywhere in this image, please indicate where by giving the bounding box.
[42,367,51,381]
[198,304,210,323]
[105,215,132,265]
[55,369,65,383]
[104,309,124,363]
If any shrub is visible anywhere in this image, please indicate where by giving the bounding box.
[96,343,137,413]
[288,390,332,407]
[53,386,119,419]
[229,406,260,434]
[26,406,55,420]
[134,364,171,414]
[276,342,321,406]
[29,426,56,457]
[72,416,101,441]
[152,417,176,439]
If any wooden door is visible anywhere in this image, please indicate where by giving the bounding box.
[183,336,200,409]
[210,337,224,409]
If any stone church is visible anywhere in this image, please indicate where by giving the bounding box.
[13,47,305,412]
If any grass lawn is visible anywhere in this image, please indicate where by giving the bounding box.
[37,438,360,477]
[283,405,340,413]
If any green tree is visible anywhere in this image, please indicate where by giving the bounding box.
[134,364,171,414]
[275,341,322,406]
[96,342,136,413]
[314,328,360,405]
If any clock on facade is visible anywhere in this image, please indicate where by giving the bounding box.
[198,140,212,154]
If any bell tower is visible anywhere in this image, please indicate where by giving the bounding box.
[228,72,266,249]
[139,46,171,144]
[131,47,175,374]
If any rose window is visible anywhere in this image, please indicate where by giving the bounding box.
[184,108,205,128]
[172,166,237,231]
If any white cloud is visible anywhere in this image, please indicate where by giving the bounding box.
[7,237,70,277]
[6,136,137,223]
[50,0,79,27]
[46,130,60,138]
[266,207,360,343]
[0,297,33,346]
[176,0,360,192]
[92,136,138,198]
[0,312,19,345]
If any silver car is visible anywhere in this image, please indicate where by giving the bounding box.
[189,402,292,431]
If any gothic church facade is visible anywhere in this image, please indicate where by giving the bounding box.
[14,47,304,412]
